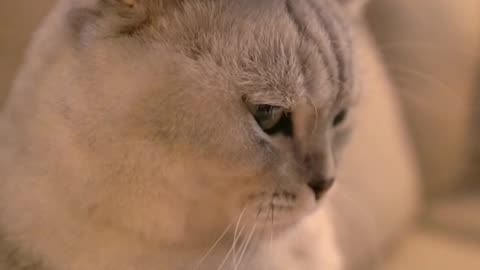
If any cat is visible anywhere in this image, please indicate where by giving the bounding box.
[0,0,369,269]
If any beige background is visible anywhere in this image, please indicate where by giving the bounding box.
[366,1,480,268]
[0,1,479,269]
[368,0,480,196]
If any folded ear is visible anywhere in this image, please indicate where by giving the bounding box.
[68,0,183,40]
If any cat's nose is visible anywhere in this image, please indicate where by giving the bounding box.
[307,177,335,200]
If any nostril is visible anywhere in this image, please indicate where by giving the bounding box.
[307,177,335,200]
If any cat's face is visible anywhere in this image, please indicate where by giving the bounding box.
[61,0,360,245]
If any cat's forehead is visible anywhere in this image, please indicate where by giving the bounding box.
[151,0,352,108]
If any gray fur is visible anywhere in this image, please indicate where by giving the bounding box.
[0,0,366,269]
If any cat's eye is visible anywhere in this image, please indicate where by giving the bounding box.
[248,104,293,136]
[249,104,284,130]
[333,109,348,127]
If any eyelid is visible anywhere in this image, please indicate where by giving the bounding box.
[241,95,292,111]
[243,97,288,114]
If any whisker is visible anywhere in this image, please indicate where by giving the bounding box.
[232,206,248,266]
[386,64,457,98]
[269,194,275,266]
[233,222,258,270]
[331,185,382,259]
[237,198,267,270]
[217,207,248,270]
[305,94,319,137]
[193,219,236,270]
[375,40,479,58]
[269,204,274,270]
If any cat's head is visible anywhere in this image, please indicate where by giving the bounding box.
[52,0,362,246]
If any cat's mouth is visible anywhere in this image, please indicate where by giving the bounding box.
[243,187,316,231]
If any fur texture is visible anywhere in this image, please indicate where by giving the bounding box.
[0,0,367,269]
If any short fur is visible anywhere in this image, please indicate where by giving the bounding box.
[0,0,366,269]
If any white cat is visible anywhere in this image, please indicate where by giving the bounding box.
[0,0,372,269]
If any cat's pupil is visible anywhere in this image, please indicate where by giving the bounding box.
[333,109,348,127]
[255,105,278,126]
[252,105,293,137]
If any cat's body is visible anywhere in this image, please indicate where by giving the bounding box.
[0,0,369,269]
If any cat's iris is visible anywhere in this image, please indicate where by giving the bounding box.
[248,104,293,136]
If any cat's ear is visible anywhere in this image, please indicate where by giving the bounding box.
[68,0,183,40]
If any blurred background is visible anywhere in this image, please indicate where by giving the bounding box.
[367,0,480,269]
[0,0,479,269]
